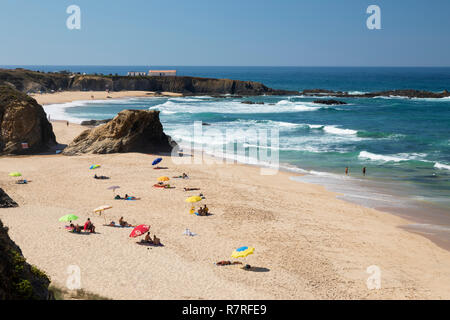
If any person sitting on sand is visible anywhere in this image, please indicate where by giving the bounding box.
[114,194,122,200]
[153,235,161,246]
[182,173,188,179]
[140,232,153,244]
[198,207,204,216]
[84,218,95,233]
[119,217,132,227]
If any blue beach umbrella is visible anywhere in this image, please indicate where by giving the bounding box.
[152,158,162,166]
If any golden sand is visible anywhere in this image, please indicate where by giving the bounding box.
[0,121,449,300]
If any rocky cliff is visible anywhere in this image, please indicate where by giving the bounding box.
[0,86,57,155]
[0,68,297,96]
[63,109,176,155]
[0,218,52,300]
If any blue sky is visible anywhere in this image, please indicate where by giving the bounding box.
[0,0,449,66]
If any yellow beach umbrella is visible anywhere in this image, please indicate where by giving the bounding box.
[157,176,170,182]
[94,205,112,223]
[185,196,202,203]
[94,205,112,213]
[231,246,255,259]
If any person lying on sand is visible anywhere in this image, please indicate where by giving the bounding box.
[215,261,242,266]
[114,194,122,200]
[94,174,110,180]
[16,179,30,184]
[184,187,200,191]
[70,224,82,233]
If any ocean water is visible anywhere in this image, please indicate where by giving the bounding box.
[9,66,450,234]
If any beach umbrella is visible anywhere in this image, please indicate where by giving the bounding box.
[59,214,79,222]
[157,176,170,182]
[93,205,112,213]
[9,172,22,177]
[185,196,202,203]
[231,246,255,259]
[107,186,120,194]
[89,165,101,170]
[152,158,163,166]
[129,224,150,238]
[94,205,112,223]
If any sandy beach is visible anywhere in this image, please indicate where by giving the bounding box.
[31,90,182,105]
[0,120,449,300]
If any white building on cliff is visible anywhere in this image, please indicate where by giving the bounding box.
[148,70,177,77]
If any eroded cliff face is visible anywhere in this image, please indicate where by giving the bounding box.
[0,218,52,300]
[0,68,297,96]
[0,86,57,155]
[63,109,177,155]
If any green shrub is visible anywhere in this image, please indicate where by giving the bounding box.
[31,265,50,282]
[14,279,33,299]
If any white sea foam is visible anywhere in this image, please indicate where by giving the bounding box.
[323,125,357,135]
[434,162,450,170]
[358,151,409,162]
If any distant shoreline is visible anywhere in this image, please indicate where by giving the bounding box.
[32,90,182,105]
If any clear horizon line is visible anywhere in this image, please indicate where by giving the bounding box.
[2,64,450,68]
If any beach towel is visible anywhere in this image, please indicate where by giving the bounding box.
[103,223,134,228]
[136,241,164,247]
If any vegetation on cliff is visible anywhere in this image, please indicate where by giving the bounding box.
[0,219,52,300]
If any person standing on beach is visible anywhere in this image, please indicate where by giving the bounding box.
[363,167,366,176]
[345,167,349,175]
[67,121,69,127]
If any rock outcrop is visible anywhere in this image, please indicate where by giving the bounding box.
[312,99,347,105]
[0,86,56,155]
[0,219,52,299]
[302,89,450,99]
[80,119,112,126]
[0,189,18,208]
[0,68,298,96]
[63,110,176,155]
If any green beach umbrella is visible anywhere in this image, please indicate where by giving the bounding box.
[9,172,22,177]
[59,214,79,222]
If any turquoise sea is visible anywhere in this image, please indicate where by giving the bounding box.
[5,66,450,242]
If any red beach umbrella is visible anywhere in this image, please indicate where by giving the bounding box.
[129,224,150,238]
